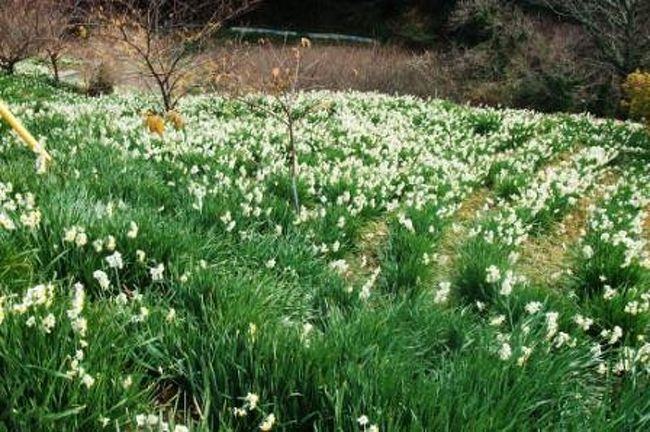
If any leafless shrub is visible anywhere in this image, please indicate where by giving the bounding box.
[205,42,457,99]
[0,0,50,74]
[40,1,85,82]
[86,61,116,96]
[211,38,321,212]
[96,0,264,112]
[535,0,650,76]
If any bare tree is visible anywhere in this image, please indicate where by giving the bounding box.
[41,0,85,82]
[537,0,650,76]
[98,0,264,112]
[0,0,50,74]
[215,38,327,213]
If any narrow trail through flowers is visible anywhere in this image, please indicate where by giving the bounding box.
[516,169,621,287]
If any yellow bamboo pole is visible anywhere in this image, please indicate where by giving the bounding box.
[0,100,52,168]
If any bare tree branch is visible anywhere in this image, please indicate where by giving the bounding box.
[0,0,53,74]
[534,0,650,76]
[96,0,264,111]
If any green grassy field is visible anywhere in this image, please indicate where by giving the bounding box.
[1,68,649,431]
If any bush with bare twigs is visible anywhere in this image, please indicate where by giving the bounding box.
[86,61,116,96]
[40,1,85,82]
[0,0,50,74]
[212,37,324,213]
[0,0,84,80]
[95,0,263,112]
[533,0,650,77]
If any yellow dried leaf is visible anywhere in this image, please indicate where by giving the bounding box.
[145,114,165,136]
[166,111,185,130]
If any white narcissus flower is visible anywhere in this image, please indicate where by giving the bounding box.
[127,221,139,238]
[0,213,15,230]
[81,373,95,388]
[122,375,133,389]
[498,342,512,361]
[525,301,543,315]
[150,263,165,281]
[105,235,116,251]
[63,226,78,243]
[244,392,259,410]
[75,231,88,247]
[26,316,36,327]
[603,285,617,300]
[42,313,56,333]
[499,273,514,296]
[485,265,501,284]
[357,415,369,426]
[517,346,533,367]
[259,413,276,431]
[434,281,451,304]
[106,251,124,270]
[93,239,104,252]
[489,315,506,327]
[232,407,247,417]
[93,270,111,290]
[574,314,593,331]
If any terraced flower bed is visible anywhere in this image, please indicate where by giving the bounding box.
[1,69,649,431]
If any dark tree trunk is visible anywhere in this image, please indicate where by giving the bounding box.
[50,53,60,82]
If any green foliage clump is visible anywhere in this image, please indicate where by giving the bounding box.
[622,70,650,130]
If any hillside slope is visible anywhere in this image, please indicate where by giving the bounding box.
[1,70,649,431]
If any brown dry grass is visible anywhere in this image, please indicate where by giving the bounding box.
[516,170,619,286]
[344,189,492,284]
[205,41,457,98]
[456,188,492,222]
[343,219,388,283]
[63,37,141,89]
[64,35,463,99]
[432,188,493,282]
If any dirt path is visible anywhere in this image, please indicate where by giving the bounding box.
[515,170,619,286]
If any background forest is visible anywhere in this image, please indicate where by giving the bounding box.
[236,0,650,117]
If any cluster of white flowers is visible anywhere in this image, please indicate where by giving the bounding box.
[68,282,87,336]
[498,341,513,361]
[357,414,379,432]
[133,413,189,432]
[3,73,650,429]
[578,172,650,272]
[64,225,89,247]
[149,263,165,282]
[359,267,381,300]
[0,279,98,389]
[93,270,111,291]
[231,392,276,430]
[259,413,276,431]
[484,266,525,297]
[106,251,124,269]
[433,281,451,304]
[517,346,533,367]
[0,182,41,231]
[573,314,593,331]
